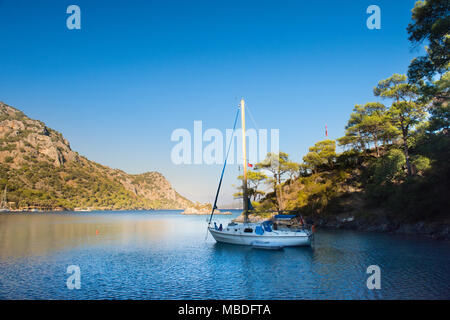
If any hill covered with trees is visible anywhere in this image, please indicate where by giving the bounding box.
[239,0,449,238]
[0,102,193,211]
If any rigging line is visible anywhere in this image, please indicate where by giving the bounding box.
[246,103,260,132]
[206,107,240,228]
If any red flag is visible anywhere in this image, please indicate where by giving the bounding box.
[248,163,253,168]
[325,125,328,137]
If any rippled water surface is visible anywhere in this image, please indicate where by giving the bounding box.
[0,211,449,299]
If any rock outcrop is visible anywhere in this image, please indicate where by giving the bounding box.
[314,215,450,240]
[181,202,232,215]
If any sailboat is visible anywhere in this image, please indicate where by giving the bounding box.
[207,99,313,248]
[0,186,10,213]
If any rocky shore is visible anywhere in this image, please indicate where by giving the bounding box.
[230,210,450,241]
[314,215,450,241]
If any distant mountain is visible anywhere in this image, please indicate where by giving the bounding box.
[0,102,193,210]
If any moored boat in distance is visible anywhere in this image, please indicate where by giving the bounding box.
[0,186,10,213]
[207,99,313,248]
[74,207,93,212]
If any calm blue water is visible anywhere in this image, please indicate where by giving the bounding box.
[0,210,449,300]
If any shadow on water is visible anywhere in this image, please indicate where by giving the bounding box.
[210,242,316,275]
[211,241,314,255]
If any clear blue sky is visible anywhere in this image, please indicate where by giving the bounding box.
[0,0,421,205]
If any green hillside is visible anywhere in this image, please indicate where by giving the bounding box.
[0,102,192,211]
[241,0,449,236]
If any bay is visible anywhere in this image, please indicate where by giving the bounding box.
[0,210,449,299]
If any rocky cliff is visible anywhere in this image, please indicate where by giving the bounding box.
[0,102,193,210]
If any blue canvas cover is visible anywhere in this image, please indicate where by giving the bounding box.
[262,221,272,232]
[255,225,264,235]
[274,214,297,220]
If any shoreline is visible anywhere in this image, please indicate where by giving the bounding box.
[1,208,239,214]
[232,212,450,242]
[314,216,450,241]
[3,209,448,241]
[181,212,232,215]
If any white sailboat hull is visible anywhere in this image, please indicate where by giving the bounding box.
[208,225,312,247]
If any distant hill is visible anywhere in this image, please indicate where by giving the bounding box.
[0,102,193,210]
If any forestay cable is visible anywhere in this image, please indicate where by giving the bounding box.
[207,107,240,228]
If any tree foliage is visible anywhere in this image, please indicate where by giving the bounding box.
[338,103,398,156]
[235,170,267,201]
[303,140,336,173]
[246,1,449,224]
[407,0,450,83]
[374,74,426,175]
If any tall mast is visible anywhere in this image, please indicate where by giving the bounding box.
[240,99,249,224]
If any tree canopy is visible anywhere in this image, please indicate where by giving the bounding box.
[338,103,398,156]
[234,1,449,223]
[303,139,336,173]
[407,0,450,83]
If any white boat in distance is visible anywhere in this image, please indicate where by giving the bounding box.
[207,99,313,248]
[0,186,10,213]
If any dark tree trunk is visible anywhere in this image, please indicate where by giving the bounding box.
[401,124,412,176]
[374,134,379,157]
